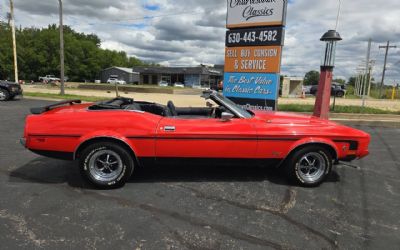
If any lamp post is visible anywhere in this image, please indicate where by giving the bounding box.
[312,30,342,119]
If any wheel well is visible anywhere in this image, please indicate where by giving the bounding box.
[74,137,138,163]
[286,143,338,161]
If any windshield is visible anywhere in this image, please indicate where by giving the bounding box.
[210,92,253,118]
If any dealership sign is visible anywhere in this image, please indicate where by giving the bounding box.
[226,26,284,47]
[224,0,287,111]
[223,72,279,99]
[226,0,287,28]
[224,46,281,73]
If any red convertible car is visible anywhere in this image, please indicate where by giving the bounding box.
[21,90,370,188]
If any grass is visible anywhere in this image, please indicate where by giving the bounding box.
[24,92,400,115]
[24,92,108,102]
[278,104,400,115]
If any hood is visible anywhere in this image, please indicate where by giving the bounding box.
[252,110,335,126]
[0,81,19,87]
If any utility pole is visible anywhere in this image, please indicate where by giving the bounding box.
[367,60,375,97]
[355,73,360,96]
[9,0,18,82]
[59,0,65,95]
[379,41,396,98]
[362,39,371,107]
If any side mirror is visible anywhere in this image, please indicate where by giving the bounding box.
[221,112,234,122]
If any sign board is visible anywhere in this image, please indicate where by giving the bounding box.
[224,46,281,73]
[225,96,278,111]
[226,26,284,47]
[223,72,279,99]
[226,0,287,28]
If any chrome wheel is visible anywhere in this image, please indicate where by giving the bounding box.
[296,152,326,183]
[0,90,7,101]
[88,150,123,182]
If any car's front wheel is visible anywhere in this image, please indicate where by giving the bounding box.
[336,91,344,97]
[284,146,332,187]
[79,142,134,188]
[0,89,10,101]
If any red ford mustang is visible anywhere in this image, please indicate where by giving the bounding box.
[21,90,370,188]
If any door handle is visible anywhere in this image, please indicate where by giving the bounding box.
[164,126,175,132]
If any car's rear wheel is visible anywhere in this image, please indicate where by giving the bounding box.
[79,142,134,188]
[284,146,332,187]
[0,89,10,101]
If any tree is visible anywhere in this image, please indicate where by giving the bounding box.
[347,76,356,86]
[0,23,150,82]
[333,78,346,85]
[303,70,320,85]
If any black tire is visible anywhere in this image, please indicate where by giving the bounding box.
[0,88,10,101]
[284,146,332,187]
[336,91,344,97]
[79,142,134,188]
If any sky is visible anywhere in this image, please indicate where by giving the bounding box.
[1,0,400,84]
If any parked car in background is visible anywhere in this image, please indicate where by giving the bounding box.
[0,80,23,101]
[107,78,126,85]
[310,84,346,97]
[173,82,184,88]
[302,85,312,95]
[39,75,60,83]
[21,90,370,188]
[39,75,68,83]
[158,81,169,87]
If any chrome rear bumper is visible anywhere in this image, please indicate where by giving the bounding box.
[20,138,26,147]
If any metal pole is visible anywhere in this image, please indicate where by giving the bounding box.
[355,74,360,96]
[379,41,397,98]
[9,0,18,82]
[354,74,358,96]
[362,39,371,107]
[59,0,65,95]
[379,41,389,99]
[367,61,374,97]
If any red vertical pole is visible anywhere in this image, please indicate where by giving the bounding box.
[313,66,333,119]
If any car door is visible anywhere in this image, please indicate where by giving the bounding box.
[155,116,257,160]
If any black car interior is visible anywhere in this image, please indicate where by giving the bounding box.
[88,97,227,119]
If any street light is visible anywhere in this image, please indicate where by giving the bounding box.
[320,30,342,67]
[312,30,342,119]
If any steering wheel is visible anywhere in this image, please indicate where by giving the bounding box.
[167,100,178,116]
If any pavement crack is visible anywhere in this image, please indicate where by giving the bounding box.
[76,189,288,249]
[372,127,400,171]
[169,184,336,249]
[0,209,45,247]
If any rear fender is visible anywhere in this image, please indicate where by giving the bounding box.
[73,130,137,160]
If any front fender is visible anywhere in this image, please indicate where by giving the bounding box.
[286,137,340,159]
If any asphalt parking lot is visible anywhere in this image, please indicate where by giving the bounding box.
[1,99,399,249]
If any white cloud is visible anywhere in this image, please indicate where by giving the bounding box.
[8,0,400,83]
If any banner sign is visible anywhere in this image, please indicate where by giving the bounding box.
[223,72,279,100]
[226,0,287,28]
[224,46,281,73]
[226,26,284,47]
[225,96,277,111]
